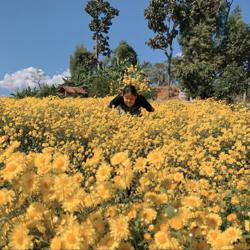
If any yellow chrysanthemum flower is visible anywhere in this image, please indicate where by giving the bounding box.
[96,182,112,201]
[173,172,184,182]
[86,148,103,166]
[87,211,105,236]
[79,221,96,247]
[61,225,82,250]
[8,224,33,250]
[223,227,242,244]
[39,174,54,199]
[169,216,184,230]
[117,165,134,188]
[182,195,202,209]
[50,237,63,250]
[209,233,232,250]
[97,234,119,250]
[62,189,85,212]
[26,202,44,221]
[96,162,112,182]
[111,151,129,165]
[113,175,127,190]
[226,213,237,222]
[206,213,222,230]
[34,153,52,175]
[1,160,22,181]
[117,242,135,250]
[134,157,147,172]
[0,188,15,206]
[52,153,69,173]
[154,231,180,249]
[19,171,38,194]
[147,150,163,166]
[109,215,129,241]
[206,229,220,244]
[141,207,157,224]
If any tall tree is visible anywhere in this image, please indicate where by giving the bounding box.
[112,41,138,66]
[70,45,97,76]
[213,6,250,102]
[68,45,97,86]
[221,6,250,71]
[142,62,169,85]
[144,0,185,85]
[176,0,235,99]
[85,0,119,67]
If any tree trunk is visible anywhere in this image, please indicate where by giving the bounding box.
[95,33,100,70]
[165,44,173,87]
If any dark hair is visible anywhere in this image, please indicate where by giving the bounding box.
[122,85,138,96]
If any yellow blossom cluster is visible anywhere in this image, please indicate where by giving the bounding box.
[118,65,152,95]
[0,96,249,249]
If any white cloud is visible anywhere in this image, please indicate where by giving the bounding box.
[0,67,70,90]
[47,69,70,86]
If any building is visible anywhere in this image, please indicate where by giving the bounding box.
[58,86,88,97]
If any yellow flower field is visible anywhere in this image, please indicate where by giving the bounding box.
[0,97,249,249]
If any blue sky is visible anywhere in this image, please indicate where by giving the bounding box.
[0,0,249,95]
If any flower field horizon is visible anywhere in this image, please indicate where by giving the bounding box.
[0,96,249,249]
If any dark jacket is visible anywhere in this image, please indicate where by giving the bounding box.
[109,94,154,115]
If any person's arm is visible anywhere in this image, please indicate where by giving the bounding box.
[140,95,154,112]
[108,95,122,108]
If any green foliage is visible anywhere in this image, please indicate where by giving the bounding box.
[104,63,128,95]
[144,0,185,85]
[66,63,127,98]
[86,71,111,97]
[220,7,250,71]
[35,85,58,98]
[10,87,39,99]
[175,0,224,99]
[112,41,138,66]
[141,61,178,86]
[69,45,97,81]
[85,0,119,62]
[213,63,249,103]
[176,60,216,99]
[175,1,250,102]
[11,85,59,99]
[66,41,139,97]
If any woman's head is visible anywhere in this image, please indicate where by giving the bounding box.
[122,85,138,107]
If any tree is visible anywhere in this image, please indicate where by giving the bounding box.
[175,0,237,99]
[112,41,138,66]
[144,0,185,85]
[141,62,167,85]
[10,87,39,99]
[10,84,59,99]
[68,45,97,86]
[213,63,248,102]
[66,45,128,97]
[221,7,250,71]
[70,45,97,76]
[175,1,250,102]
[214,6,250,102]
[85,0,119,66]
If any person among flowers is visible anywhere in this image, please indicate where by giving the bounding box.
[108,85,155,116]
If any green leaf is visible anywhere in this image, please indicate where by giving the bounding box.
[164,204,175,217]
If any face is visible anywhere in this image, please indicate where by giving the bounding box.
[123,93,137,107]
